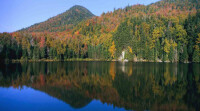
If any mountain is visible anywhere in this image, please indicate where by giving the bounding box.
[1,0,200,62]
[73,0,199,36]
[20,5,95,32]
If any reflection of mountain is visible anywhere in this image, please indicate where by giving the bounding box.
[33,86,92,109]
[0,62,200,110]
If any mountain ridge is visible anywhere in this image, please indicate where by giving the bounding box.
[19,0,200,33]
[19,5,95,32]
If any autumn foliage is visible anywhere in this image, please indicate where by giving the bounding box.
[0,0,200,62]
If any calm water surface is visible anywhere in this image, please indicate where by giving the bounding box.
[0,62,200,111]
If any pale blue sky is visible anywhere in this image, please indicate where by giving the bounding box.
[0,0,160,32]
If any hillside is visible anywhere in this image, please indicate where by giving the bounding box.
[19,5,95,32]
[0,0,200,62]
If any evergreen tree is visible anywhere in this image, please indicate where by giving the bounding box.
[180,45,188,63]
[192,47,199,62]
[113,19,131,56]
[40,47,46,59]
[168,46,174,62]
[147,47,154,61]
[33,46,40,60]
[177,42,181,61]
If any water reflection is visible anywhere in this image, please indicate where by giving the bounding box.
[0,62,200,111]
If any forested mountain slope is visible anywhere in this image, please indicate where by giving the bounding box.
[19,5,95,32]
[0,0,200,62]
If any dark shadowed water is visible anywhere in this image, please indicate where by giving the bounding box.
[0,62,200,111]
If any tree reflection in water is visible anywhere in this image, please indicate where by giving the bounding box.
[0,62,200,110]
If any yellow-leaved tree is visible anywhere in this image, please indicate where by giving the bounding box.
[164,38,171,54]
[109,41,116,59]
[128,46,133,54]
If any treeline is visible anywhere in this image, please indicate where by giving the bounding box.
[0,32,110,61]
[0,0,200,62]
[113,10,200,62]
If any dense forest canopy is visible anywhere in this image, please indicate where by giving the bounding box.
[0,0,200,62]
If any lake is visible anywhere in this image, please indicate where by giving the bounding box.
[0,62,200,111]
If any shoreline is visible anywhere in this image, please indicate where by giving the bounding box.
[8,59,194,63]
[11,58,116,63]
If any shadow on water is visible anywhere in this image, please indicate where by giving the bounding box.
[0,62,200,110]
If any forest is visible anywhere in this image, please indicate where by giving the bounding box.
[0,0,200,62]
